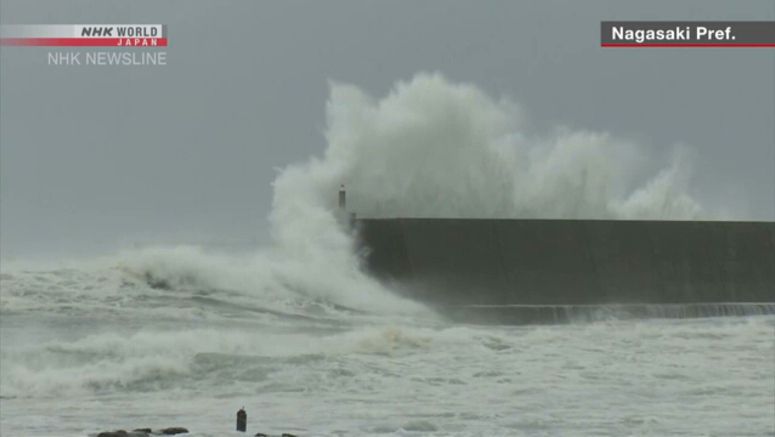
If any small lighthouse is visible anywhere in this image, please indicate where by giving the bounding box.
[338,184,346,210]
[338,184,356,228]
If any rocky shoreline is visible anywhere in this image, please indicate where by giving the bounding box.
[95,427,188,437]
[94,428,298,437]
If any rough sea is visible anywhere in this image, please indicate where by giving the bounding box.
[1,259,773,437]
[3,74,774,436]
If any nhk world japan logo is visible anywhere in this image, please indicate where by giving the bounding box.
[0,24,167,47]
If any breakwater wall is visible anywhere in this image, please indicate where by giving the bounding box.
[357,219,775,307]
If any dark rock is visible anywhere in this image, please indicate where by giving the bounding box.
[281,434,298,437]
[254,434,268,437]
[96,431,150,437]
[160,427,189,435]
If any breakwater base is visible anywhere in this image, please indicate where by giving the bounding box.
[356,218,775,323]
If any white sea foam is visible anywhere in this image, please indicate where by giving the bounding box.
[1,314,773,435]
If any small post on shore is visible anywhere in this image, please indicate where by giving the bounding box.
[236,407,247,432]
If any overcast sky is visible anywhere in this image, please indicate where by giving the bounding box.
[1,0,773,259]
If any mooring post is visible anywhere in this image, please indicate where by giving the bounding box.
[236,407,247,432]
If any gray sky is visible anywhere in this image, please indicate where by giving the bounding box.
[1,0,773,259]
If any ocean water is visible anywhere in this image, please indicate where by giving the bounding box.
[2,74,773,436]
[1,261,773,437]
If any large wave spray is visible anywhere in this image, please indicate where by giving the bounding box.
[273,72,701,227]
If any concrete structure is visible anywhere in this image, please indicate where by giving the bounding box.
[357,219,775,318]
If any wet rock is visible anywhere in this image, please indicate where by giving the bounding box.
[97,431,128,437]
[96,431,149,437]
[95,427,187,436]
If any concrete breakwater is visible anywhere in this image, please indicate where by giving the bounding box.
[356,218,775,313]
